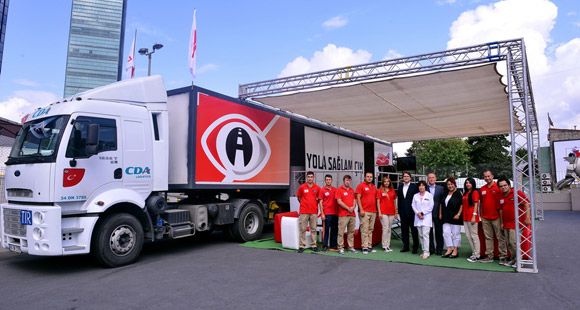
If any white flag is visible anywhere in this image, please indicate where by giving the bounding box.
[188,9,197,80]
[126,30,136,79]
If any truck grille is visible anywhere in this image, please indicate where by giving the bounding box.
[3,208,27,237]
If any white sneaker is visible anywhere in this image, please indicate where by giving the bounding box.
[339,249,345,255]
[467,255,479,263]
[348,248,358,253]
[370,248,377,253]
[421,253,430,259]
[384,247,393,253]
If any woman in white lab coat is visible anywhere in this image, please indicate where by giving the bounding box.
[412,180,434,259]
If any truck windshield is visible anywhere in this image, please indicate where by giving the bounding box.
[6,115,70,165]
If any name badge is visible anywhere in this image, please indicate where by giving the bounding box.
[344,192,348,196]
[382,193,387,197]
[365,187,369,191]
[482,191,487,195]
[499,199,504,204]
[304,189,309,193]
[325,192,330,196]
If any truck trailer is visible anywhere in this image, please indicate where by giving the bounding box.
[1,76,391,267]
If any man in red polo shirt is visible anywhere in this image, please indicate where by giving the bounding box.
[497,177,531,268]
[356,172,378,254]
[479,169,507,263]
[336,175,357,255]
[319,174,338,251]
[296,171,321,253]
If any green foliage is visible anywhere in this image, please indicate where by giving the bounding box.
[406,138,471,178]
[404,135,516,180]
[467,135,512,178]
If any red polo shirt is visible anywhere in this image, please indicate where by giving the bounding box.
[499,189,529,229]
[376,188,397,215]
[319,185,338,215]
[335,186,355,217]
[355,182,378,213]
[480,182,501,220]
[462,190,481,222]
[296,183,320,214]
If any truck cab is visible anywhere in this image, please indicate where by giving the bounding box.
[2,76,169,266]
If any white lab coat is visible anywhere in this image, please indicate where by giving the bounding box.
[412,191,434,227]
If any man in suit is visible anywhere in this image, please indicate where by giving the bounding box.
[397,171,419,253]
[427,172,445,255]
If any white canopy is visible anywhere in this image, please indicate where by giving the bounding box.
[253,64,515,143]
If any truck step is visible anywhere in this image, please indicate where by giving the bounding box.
[170,224,194,239]
[63,245,85,252]
[62,228,84,234]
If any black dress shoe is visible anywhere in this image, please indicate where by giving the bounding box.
[412,249,418,254]
[441,253,451,258]
[400,248,410,253]
[436,250,443,256]
[448,254,458,259]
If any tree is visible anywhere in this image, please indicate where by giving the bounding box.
[467,135,512,178]
[406,138,471,178]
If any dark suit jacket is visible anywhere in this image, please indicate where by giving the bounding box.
[428,184,445,220]
[441,190,464,225]
[397,183,418,217]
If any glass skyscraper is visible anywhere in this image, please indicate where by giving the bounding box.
[0,0,8,76]
[63,0,127,97]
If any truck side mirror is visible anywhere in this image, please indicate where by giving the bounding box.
[86,123,99,156]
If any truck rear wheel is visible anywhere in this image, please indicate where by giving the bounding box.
[92,213,144,268]
[229,203,264,242]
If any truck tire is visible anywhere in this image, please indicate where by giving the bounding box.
[229,203,264,242]
[92,213,144,268]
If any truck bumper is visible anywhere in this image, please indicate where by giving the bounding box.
[1,203,98,256]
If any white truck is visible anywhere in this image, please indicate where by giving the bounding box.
[1,76,390,267]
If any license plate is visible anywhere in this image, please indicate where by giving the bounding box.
[20,210,32,225]
[9,244,22,254]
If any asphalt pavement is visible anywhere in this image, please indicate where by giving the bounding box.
[0,211,578,310]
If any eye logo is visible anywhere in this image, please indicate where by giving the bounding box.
[202,114,279,182]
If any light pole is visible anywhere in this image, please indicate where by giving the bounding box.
[138,43,164,76]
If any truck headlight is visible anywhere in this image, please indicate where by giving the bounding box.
[32,227,44,241]
[33,211,45,225]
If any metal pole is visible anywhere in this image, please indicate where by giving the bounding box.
[147,53,152,76]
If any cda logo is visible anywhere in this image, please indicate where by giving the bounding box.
[202,114,278,182]
[126,166,151,178]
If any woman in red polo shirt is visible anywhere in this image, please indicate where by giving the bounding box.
[463,178,481,263]
[376,176,397,252]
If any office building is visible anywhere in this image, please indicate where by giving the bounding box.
[0,0,8,76]
[63,0,127,97]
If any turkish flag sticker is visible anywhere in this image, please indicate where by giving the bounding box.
[63,168,85,187]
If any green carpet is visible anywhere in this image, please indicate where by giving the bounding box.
[241,235,515,273]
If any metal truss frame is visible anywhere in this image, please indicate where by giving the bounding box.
[240,39,541,273]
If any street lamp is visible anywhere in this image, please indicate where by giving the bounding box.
[138,43,164,76]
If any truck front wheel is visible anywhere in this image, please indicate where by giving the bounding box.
[92,213,144,267]
[229,203,264,242]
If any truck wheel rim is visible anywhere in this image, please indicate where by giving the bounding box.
[109,225,136,256]
[243,212,259,235]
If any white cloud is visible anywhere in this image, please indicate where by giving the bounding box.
[322,16,348,30]
[278,44,372,77]
[448,0,557,77]
[128,21,174,43]
[0,91,59,123]
[12,79,40,87]
[574,21,580,28]
[447,0,580,139]
[198,63,219,74]
[567,11,577,16]
[383,49,403,60]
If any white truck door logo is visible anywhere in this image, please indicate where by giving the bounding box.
[201,114,279,182]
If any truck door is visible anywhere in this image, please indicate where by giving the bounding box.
[55,115,122,203]
[122,118,153,200]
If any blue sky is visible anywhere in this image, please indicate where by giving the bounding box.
[1,0,579,152]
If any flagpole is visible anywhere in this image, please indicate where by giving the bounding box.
[189,8,197,89]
